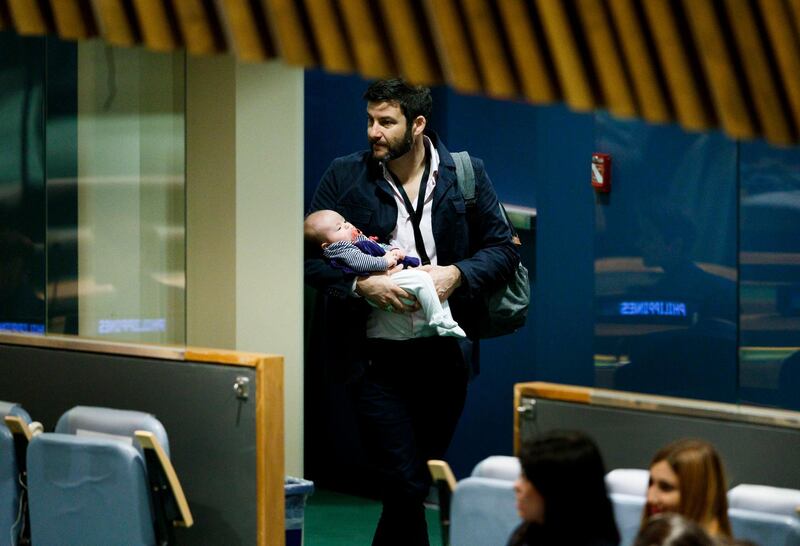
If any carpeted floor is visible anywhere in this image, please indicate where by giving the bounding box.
[303,489,444,546]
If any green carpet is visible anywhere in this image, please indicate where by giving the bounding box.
[303,489,444,546]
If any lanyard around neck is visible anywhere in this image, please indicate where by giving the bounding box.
[389,146,432,265]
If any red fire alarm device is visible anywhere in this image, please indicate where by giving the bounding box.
[591,153,612,193]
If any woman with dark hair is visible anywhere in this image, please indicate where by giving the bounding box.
[508,430,620,546]
[634,514,715,546]
[643,439,732,539]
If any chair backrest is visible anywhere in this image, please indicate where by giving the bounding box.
[729,484,800,519]
[27,433,156,546]
[28,406,172,546]
[55,405,170,457]
[0,402,30,546]
[0,403,31,424]
[730,508,800,546]
[470,455,520,481]
[610,494,646,546]
[450,476,520,546]
[605,468,649,498]
[605,469,648,546]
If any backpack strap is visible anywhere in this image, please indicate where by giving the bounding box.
[452,151,476,207]
[452,151,522,247]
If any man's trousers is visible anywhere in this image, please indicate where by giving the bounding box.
[356,336,469,546]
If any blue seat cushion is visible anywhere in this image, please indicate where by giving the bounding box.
[27,433,156,546]
[730,508,800,546]
[450,477,521,546]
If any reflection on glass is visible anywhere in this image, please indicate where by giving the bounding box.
[0,228,44,333]
[0,32,46,334]
[1,32,186,344]
[593,117,738,403]
[68,42,186,344]
[739,142,800,410]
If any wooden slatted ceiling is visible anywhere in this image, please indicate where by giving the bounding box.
[496,0,556,104]
[377,0,440,85]
[791,0,800,39]
[262,0,315,66]
[575,0,636,118]
[759,0,800,139]
[642,0,711,131]
[460,0,517,99]
[606,0,670,123]
[132,0,179,51]
[50,0,95,40]
[682,0,755,140]
[8,0,53,35]
[172,0,223,55]
[536,0,595,111]
[303,0,353,73]
[337,0,393,78]
[3,0,800,145]
[724,0,793,145]
[423,0,481,94]
[217,0,271,62]
[90,0,138,47]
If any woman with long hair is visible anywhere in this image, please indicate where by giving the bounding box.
[508,430,620,546]
[643,439,732,539]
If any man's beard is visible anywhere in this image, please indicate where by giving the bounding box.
[371,124,413,162]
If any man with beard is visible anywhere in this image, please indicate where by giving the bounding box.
[305,78,519,546]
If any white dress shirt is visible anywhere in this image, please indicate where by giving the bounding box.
[366,136,440,340]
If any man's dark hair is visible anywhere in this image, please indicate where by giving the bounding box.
[363,79,432,125]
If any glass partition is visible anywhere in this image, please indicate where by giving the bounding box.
[739,141,800,409]
[593,115,739,403]
[70,42,185,344]
[0,33,46,334]
[1,31,186,345]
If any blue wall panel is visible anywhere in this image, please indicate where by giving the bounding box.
[440,95,597,475]
[303,70,370,212]
[444,98,597,472]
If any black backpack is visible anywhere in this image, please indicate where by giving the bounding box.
[452,151,530,338]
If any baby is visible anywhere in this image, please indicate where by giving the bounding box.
[304,210,466,338]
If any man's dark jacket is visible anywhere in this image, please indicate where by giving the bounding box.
[305,132,519,381]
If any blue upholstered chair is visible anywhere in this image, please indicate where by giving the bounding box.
[0,401,32,546]
[728,484,800,546]
[430,456,521,546]
[54,405,170,456]
[450,476,520,546]
[728,484,800,520]
[470,455,520,481]
[729,509,800,546]
[27,406,191,546]
[605,468,648,546]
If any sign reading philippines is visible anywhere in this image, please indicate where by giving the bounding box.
[619,301,688,317]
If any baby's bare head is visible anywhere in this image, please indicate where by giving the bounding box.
[304,210,354,247]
